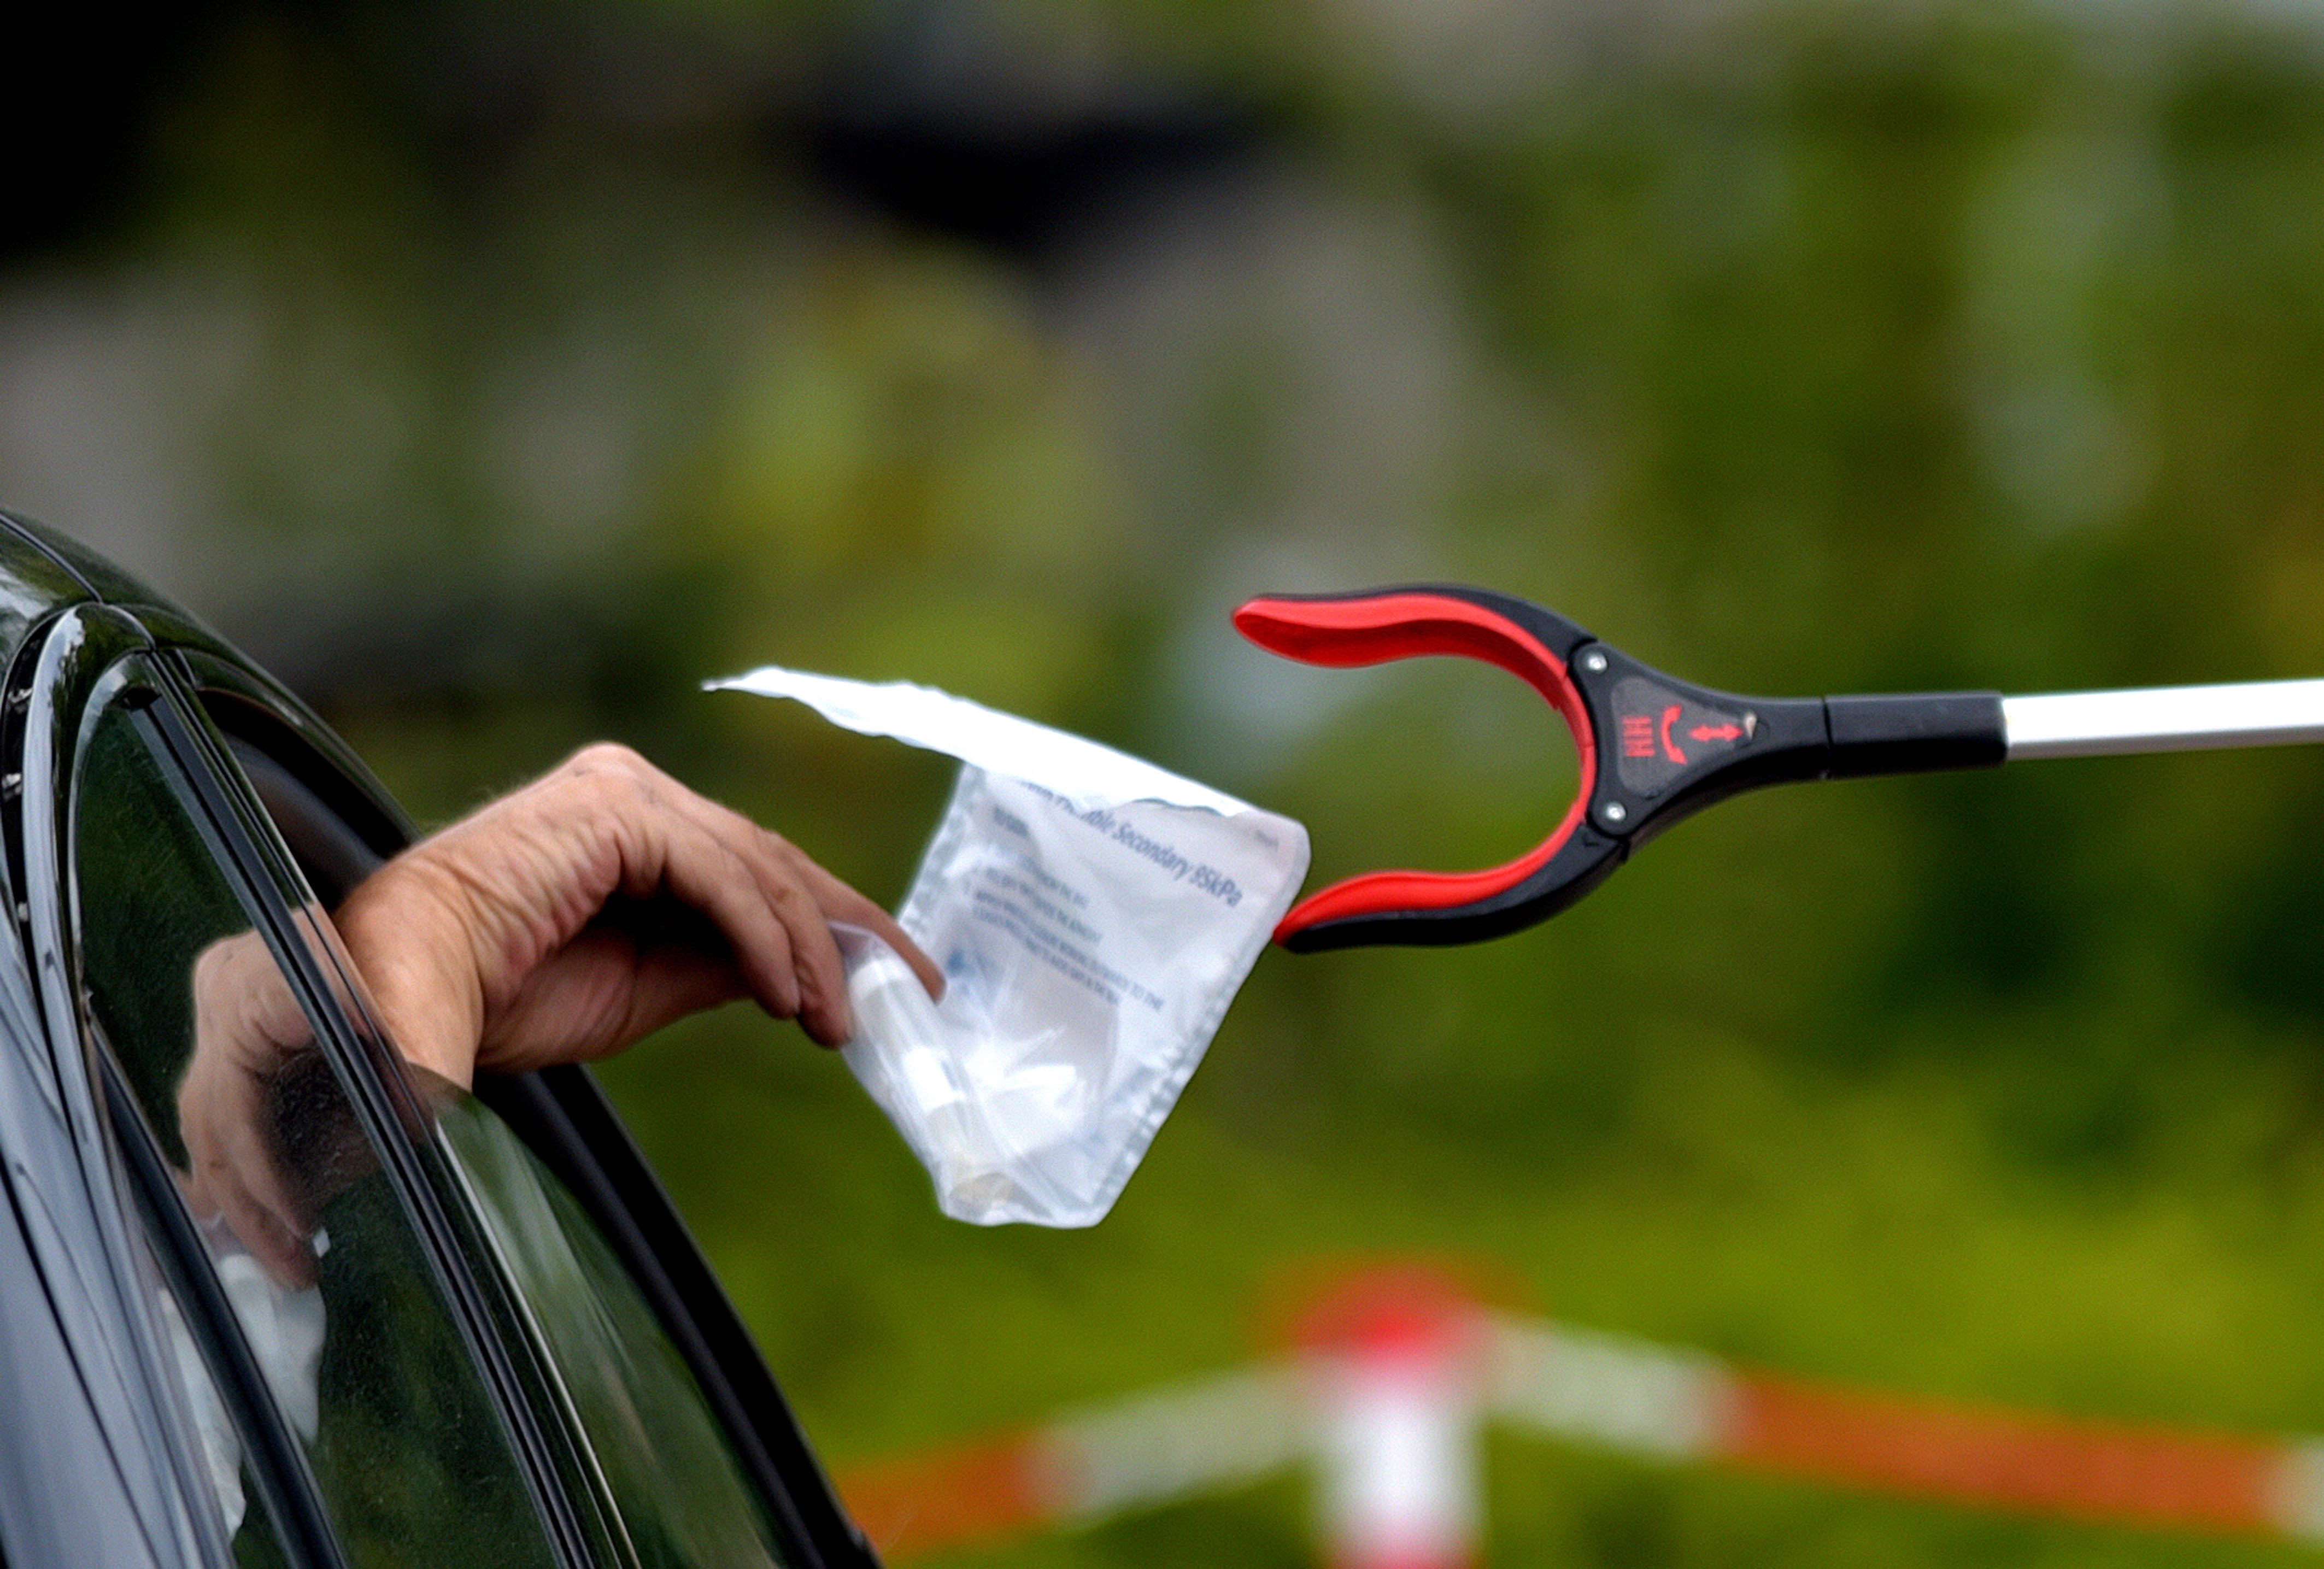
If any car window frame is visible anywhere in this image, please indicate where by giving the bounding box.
[149,671,630,1568]
[169,641,885,1569]
[25,613,623,1568]
[93,1031,343,1569]
[10,605,258,1569]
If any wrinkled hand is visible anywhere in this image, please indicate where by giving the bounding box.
[334,743,942,1089]
[180,743,941,1282]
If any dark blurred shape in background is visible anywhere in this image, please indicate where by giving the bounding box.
[799,15,1261,265]
[7,9,219,264]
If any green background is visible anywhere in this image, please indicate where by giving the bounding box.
[13,3,2324,1563]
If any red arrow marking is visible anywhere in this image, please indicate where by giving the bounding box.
[1689,724,1742,743]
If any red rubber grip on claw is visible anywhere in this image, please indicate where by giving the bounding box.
[1232,591,1599,945]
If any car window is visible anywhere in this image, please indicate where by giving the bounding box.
[129,1222,296,1569]
[72,689,566,1569]
[437,1097,789,1567]
[202,703,803,1568]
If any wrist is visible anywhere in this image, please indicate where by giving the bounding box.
[334,859,490,1090]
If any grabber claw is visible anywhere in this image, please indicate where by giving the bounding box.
[1233,586,2007,952]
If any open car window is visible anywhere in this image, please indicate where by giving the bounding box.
[72,676,567,1568]
[187,678,812,1567]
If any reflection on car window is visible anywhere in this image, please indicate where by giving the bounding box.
[73,698,562,1569]
[131,1227,295,1569]
[439,1094,791,1568]
[219,705,814,1568]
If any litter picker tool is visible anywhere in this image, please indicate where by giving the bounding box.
[1234,585,2324,952]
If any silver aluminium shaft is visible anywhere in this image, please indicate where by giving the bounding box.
[2003,678,2324,761]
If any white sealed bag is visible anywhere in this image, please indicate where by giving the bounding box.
[709,667,1310,1226]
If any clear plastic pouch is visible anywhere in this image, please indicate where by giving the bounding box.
[711,669,1310,1225]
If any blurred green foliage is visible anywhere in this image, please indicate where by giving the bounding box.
[19,1,2324,1564]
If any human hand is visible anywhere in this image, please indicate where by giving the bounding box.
[179,929,327,1286]
[332,743,942,1090]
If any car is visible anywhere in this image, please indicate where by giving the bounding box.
[0,506,882,1568]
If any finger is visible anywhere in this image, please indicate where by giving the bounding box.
[535,745,861,1041]
[181,1160,219,1227]
[789,856,946,1002]
[179,1058,302,1241]
[219,1180,316,1290]
[758,852,852,1046]
[652,788,856,1045]
[560,751,828,1033]
[204,1112,315,1289]
[632,806,821,1031]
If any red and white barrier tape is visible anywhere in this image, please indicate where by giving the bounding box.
[837,1275,2324,1560]
[1484,1315,2323,1539]
[836,1368,1311,1560]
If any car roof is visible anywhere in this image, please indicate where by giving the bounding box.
[0,508,255,660]
[0,510,105,642]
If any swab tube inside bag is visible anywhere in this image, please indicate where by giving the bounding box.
[708,668,1310,1226]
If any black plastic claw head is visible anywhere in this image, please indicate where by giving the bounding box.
[1234,585,1990,949]
[1230,586,1621,951]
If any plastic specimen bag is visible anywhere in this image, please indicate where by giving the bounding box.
[709,668,1310,1226]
